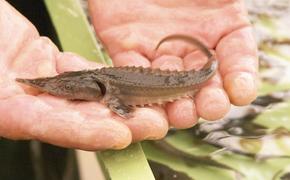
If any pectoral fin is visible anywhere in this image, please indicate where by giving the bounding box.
[105,96,133,118]
[103,84,133,118]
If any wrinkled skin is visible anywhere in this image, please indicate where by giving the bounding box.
[0,0,258,150]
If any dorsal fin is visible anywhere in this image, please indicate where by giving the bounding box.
[100,66,182,76]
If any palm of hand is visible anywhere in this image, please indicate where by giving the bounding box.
[0,0,257,150]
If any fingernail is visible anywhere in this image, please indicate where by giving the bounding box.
[127,108,168,142]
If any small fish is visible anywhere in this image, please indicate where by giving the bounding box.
[16,35,217,117]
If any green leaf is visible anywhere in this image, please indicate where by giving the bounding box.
[44,0,108,64]
[259,82,290,95]
[254,101,290,130]
[44,0,153,179]
[98,144,155,180]
[144,130,290,180]
[143,141,234,180]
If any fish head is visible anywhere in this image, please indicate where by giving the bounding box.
[16,71,105,101]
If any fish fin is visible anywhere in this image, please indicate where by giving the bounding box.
[104,85,133,118]
[105,96,133,118]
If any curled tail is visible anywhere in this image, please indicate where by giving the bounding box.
[155,34,218,85]
[155,34,213,58]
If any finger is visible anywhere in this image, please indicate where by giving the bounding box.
[151,55,183,71]
[183,50,213,71]
[166,98,198,128]
[121,107,168,142]
[39,89,168,142]
[152,55,199,128]
[194,73,231,121]
[154,40,194,59]
[216,27,258,106]
[184,50,231,121]
[0,95,132,150]
[56,52,105,73]
[112,51,151,67]
[41,94,168,142]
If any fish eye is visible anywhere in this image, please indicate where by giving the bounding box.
[64,84,72,90]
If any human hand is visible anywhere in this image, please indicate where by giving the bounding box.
[0,0,170,150]
[0,0,258,150]
[88,0,258,128]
